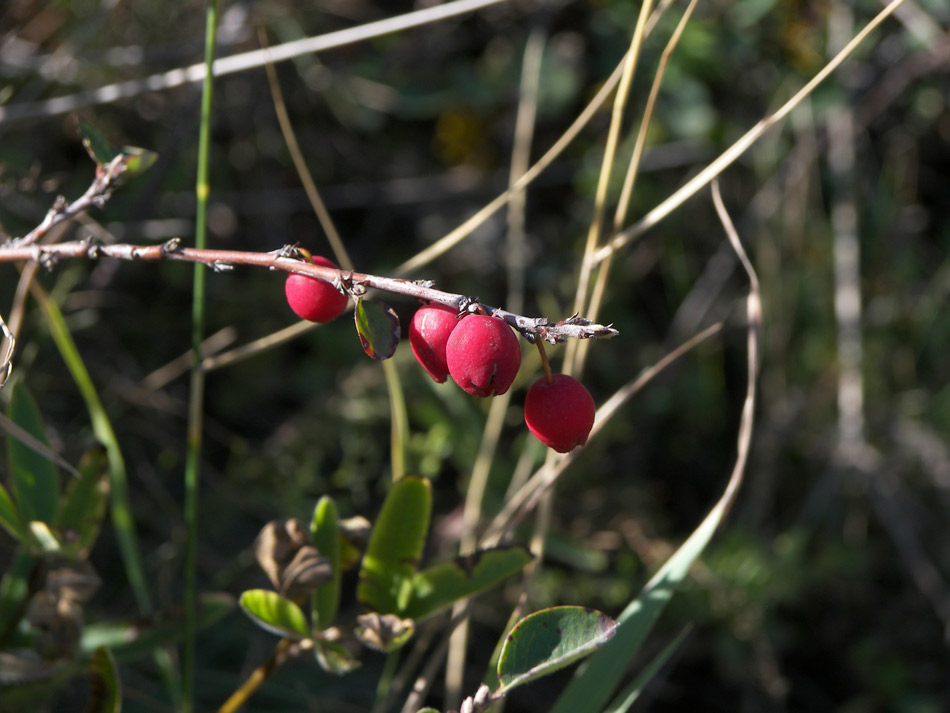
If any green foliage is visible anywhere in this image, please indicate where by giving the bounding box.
[239,590,310,640]
[6,383,59,526]
[497,606,618,693]
[354,299,401,360]
[357,475,432,615]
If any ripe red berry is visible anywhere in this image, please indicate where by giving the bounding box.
[409,304,458,383]
[284,256,348,323]
[445,314,522,397]
[524,374,595,453]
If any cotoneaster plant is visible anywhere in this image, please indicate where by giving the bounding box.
[284,255,349,323]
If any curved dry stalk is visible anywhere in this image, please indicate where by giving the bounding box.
[260,30,355,273]
[590,0,910,266]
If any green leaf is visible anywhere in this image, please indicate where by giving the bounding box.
[81,593,235,660]
[311,496,341,631]
[239,589,310,640]
[313,638,361,675]
[549,493,730,713]
[56,448,110,556]
[357,475,431,614]
[354,298,401,360]
[497,606,618,694]
[78,118,117,166]
[603,628,689,713]
[84,647,121,713]
[403,546,532,621]
[118,146,157,178]
[0,481,28,542]
[6,383,59,525]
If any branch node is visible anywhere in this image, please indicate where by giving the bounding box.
[212,261,234,273]
[162,237,182,255]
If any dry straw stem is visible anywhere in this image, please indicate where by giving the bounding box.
[590,0,910,268]
[0,0,508,124]
[572,0,699,377]
[259,30,355,274]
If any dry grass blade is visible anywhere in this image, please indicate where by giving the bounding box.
[0,410,80,479]
[260,29,354,273]
[394,57,628,277]
[710,178,760,511]
[0,0,509,124]
[590,0,910,266]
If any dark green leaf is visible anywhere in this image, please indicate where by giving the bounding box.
[357,475,431,614]
[56,448,110,557]
[403,546,532,621]
[311,496,341,631]
[497,606,618,693]
[239,589,309,640]
[354,298,401,360]
[78,119,117,166]
[0,481,27,543]
[84,647,120,713]
[6,383,59,525]
[81,593,235,660]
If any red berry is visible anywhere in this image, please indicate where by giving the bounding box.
[409,304,458,383]
[284,256,348,323]
[445,314,522,397]
[524,374,595,453]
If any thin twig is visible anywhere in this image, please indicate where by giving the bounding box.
[0,240,618,345]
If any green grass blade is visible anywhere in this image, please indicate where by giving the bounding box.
[34,287,150,613]
[6,383,59,524]
[183,2,221,708]
[603,627,689,713]
[548,496,731,713]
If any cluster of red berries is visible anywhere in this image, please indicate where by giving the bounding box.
[284,259,595,453]
[410,305,595,454]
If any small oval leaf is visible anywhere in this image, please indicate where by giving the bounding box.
[357,476,431,614]
[239,589,309,640]
[354,298,401,360]
[497,606,618,693]
[78,119,117,166]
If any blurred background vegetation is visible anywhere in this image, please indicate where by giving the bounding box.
[1,0,949,710]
